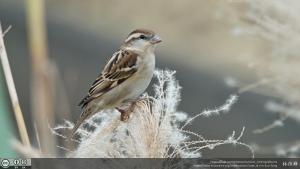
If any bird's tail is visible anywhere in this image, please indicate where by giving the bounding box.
[68,107,95,140]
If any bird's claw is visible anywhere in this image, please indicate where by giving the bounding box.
[116,107,130,121]
[120,112,130,121]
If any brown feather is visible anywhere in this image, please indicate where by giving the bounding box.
[69,106,95,139]
[78,50,138,109]
[128,28,155,36]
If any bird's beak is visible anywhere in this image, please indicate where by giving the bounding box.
[150,35,162,44]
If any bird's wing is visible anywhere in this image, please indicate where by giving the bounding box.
[78,50,138,108]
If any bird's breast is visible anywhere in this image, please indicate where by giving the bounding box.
[126,53,155,97]
[99,53,155,107]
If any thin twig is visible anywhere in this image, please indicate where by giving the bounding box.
[238,78,272,94]
[2,25,12,37]
[253,115,288,134]
[34,123,42,152]
[0,23,30,146]
[181,94,238,129]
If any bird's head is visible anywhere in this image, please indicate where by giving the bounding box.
[122,29,162,52]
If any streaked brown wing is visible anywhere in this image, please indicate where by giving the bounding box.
[78,50,138,108]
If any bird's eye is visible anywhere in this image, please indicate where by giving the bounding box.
[139,35,146,40]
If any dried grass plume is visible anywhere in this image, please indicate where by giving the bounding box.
[52,70,253,158]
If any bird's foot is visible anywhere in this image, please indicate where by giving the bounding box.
[116,101,139,121]
[116,107,130,121]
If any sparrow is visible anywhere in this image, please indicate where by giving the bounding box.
[70,29,162,137]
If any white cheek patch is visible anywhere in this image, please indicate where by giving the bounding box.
[125,33,142,43]
[133,40,146,49]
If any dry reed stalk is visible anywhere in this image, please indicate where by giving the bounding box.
[26,0,56,154]
[0,23,30,146]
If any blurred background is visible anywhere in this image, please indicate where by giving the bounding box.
[0,0,299,158]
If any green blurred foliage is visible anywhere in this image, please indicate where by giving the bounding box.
[0,66,16,157]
